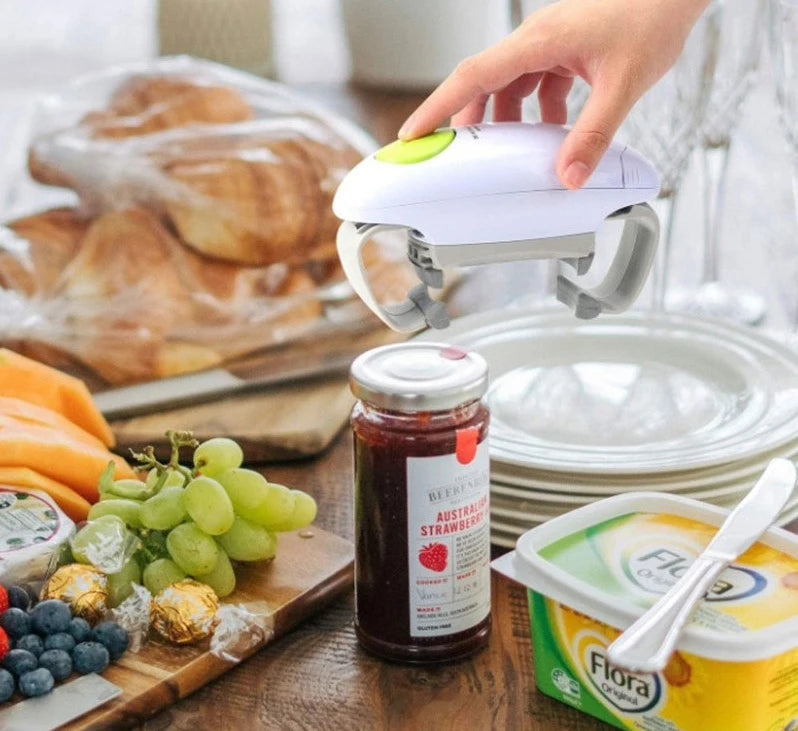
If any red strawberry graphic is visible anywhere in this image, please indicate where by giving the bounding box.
[0,627,9,662]
[419,542,448,572]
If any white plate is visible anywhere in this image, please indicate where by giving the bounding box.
[491,515,545,533]
[490,441,798,491]
[489,485,754,521]
[489,497,798,548]
[490,468,762,496]
[491,504,561,523]
[489,448,798,497]
[490,531,519,549]
[489,477,753,504]
[418,309,798,474]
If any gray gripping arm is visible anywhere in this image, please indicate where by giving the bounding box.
[555,203,659,319]
[336,221,448,332]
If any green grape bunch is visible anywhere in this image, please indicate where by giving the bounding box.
[74,431,317,602]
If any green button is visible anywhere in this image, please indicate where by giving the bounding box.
[374,129,456,164]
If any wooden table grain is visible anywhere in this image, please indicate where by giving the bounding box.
[141,84,611,731]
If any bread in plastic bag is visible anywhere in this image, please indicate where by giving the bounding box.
[0,56,416,385]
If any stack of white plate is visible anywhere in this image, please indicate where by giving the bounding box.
[417,308,798,548]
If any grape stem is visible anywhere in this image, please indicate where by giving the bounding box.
[97,461,116,495]
[136,528,170,565]
[129,430,198,488]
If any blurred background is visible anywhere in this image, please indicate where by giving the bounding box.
[0,0,795,330]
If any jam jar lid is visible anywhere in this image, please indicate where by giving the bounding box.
[349,342,488,412]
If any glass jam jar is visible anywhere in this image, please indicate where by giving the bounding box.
[349,342,491,663]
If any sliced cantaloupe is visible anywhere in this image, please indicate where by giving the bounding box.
[0,423,135,503]
[0,397,108,451]
[0,348,115,447]
[0,466,91,522]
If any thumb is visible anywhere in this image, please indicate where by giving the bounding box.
[556,81,635,189]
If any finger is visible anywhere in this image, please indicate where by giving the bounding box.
[555,81,636,189]
[492,72,542,122]
[538,72,574,125]
[398,30,555,139]
[451,94,490,127]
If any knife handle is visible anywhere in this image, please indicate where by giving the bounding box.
[606,555,721,674]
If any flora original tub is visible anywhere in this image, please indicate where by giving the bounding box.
[492,492,798,731]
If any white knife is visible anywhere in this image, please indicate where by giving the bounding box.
[0,673,121,730]
[607,457,797,674]
[93,350,357,420]
[93,326,402,420]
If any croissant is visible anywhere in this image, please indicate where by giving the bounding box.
[8,71,418,385]
[2,208,89,295]
[53,209,190,383]
[158,125,362,265]
[27,76,361,268]
[28,75,254,188]
[299,232,420,308]
[26,150,73,190]
[52,208,323,383]
[2,202,417,384]
[83,75,254,139]
[150,245,325,381]
[154,266,323,379]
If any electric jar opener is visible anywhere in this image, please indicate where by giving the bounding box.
[332,122,660,332]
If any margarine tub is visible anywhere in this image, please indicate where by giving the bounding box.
[491,492,798,731]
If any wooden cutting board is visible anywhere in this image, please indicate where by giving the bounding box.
[61,527,354,729]
[107,328,405,463]
[110,376,356,463]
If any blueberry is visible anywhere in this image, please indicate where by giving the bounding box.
[68,617,91,644]
[0,668,13,702]
[91,622,128,661]
[1,608,30,638]
[2,648,37,678]
[38,649,72,682]
[18,667,54,697]
[30,600,71,635]
[44,632,75,653]
[72,642,109,675]
[6,585,31,611]
[15,634,44,657]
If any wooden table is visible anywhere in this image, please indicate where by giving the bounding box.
[137,84,613,731]
[0,6,794,727]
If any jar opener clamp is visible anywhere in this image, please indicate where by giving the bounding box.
[333,122,661,332]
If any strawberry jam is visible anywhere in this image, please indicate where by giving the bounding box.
[349,343,491,663]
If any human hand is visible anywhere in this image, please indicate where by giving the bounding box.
[398,0,711,189]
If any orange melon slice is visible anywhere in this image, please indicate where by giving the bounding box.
[0,423,134,502]
[0,348,114,447]
[0,466,91,522]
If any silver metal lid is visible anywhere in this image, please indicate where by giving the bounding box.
[349,342,488,412]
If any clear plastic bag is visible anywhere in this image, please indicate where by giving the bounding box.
[0,56,415,385]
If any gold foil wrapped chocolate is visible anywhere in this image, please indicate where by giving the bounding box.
[151,580,219,644]
[42,564,109,624]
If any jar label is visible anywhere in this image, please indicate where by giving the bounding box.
[406,438,491,638]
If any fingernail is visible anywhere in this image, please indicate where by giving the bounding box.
[398,115,416,139]
[563,160,590,189]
